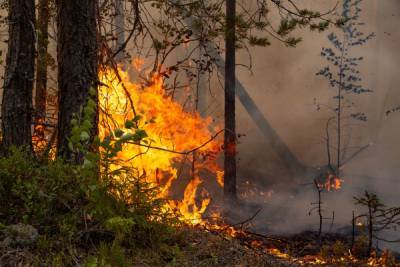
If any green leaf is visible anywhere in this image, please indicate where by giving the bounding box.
[83,159,93,168]
[83,106,94,117]
[120,133,134,141]
[68,142,74,151]
[82,120,93,130]
[71,118,78,126]
[133,115,143,122]
[114,129,124,138]
[133,129,148,141]
[86,98,96,109]
[124,120,135,129]
[89,87,97,97]
[80,131,90,142]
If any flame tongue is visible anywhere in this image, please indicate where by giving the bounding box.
[320,174,343,191]
[98,63,223,224]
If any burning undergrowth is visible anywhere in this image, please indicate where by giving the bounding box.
[98,61,224,224]
[95,62,400,266]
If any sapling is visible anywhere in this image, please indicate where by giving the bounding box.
[309,180,335,238]
[316,0,374,175]
[354,191,400,256]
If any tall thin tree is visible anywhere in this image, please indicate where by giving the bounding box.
[56,0,98,161]
[1,0,36,152]
[317,0,374,174]
[33,0,50,148]
[224,0,236,201]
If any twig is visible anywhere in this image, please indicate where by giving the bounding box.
[126,129,224,155]
[232,208,262,230]
[341,143,370,167]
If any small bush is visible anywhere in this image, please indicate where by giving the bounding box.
[0,148,86,231]
[0,148,179,265]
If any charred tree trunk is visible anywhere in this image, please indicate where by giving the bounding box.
[224,0,237,201]
[1,0,35,152]
[33,0,50,147]
[367,203,373,256]
[56,0,98,162]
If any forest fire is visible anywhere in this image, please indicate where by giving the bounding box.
[2,0,400,265]
[97,66,378,266]
[318,173,343,191]
[98,62,223,225]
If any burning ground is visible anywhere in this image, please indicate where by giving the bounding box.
[93,62,400,266]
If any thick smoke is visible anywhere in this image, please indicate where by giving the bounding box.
[221,0,400,251]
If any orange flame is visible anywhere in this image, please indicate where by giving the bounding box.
[32,118,47,152]
[323,174,343,191]
[98,62,223,224]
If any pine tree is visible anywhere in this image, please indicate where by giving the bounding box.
[1,0,36,152]
[317,0,374,173]
[56,0,98,162]
[224,0,237,201]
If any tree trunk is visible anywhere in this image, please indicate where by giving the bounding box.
[171,0,307,179]
[33,0,50,149]
[224,0,237,200]
[56,0,98,162]
[1,0,35,152]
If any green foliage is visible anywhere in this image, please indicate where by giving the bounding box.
[248,35,270,46]
[86,243,130,267]
[277,18,298,36]
[0,145,178,265]
[0,147,86,229]
[104,217,135,242]
[67,87,97,163]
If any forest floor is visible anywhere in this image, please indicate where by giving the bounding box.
[1,224,398,266]
[129,227,290,267]
[0,226,287,267]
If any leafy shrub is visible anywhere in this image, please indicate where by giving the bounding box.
[0,147,179,265]
[0,147,87,232]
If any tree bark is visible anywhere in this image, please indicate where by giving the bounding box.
[1,0,35,152]
[224,0,237,200]
[56,0,98,161]
[33,0,50,148]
